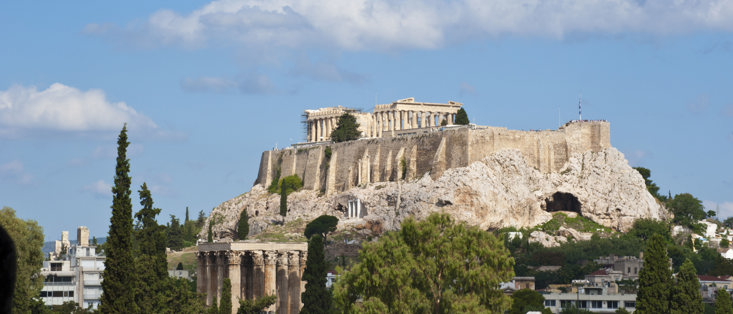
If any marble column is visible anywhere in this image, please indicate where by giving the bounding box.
[243,253,253,300]
[217,252,226,302]
[420,112,426,128]
[207,252,217,306]
[397,111,403,130]
[252,251,265,299]
[277,253,289,313]
[288,251,301,314]
[227,251,242,314]
[381,112,387,132]
[299,251,307,308]
[310,120,316,142]
[410,111,416,129]
[196,252,206,299]
[264,251,278,311]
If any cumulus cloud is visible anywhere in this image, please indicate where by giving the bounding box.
[83,180,112,198]
[0,83,157,134]
[0,160,32,185]
[86,0,733,51]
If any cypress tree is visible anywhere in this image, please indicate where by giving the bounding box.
[237,210,249,240]
[280,188,288,217]
[301,234,330,313]
[208,294,219,314]
[636,234,672,313]
[185,206,190,222]
[208,221,213,243]
[671,259,703,314]
[220,278,232,314]
[716,289,733,314]
[134,183,168,313]
[101,124,138,313]
[455,108,470,125]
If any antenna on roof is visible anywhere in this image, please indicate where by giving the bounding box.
[578,95,582,121]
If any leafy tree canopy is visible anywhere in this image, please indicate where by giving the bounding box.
[238,295,276,314]
[715,289,733,314]
[455,108,470,125]
[0,207,44,314]
[330,112,361,142]
[304,215,338,239]
[669,193,706,229]
[332,213,514,313]
[633,167,662,199]
[509,289,550,314]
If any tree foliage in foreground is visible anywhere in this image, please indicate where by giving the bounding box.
[509,289,551,314]
[220,278,232,314]
[671,258,703,314]
[237,295,277,314]
[0,206,44,314]
[716,289,733,314]
[301,234,330,314]
[636,234,672,314]
[134,183,169,313]
[332,213,514,313]
[101,125,138,313]
[330,112,361,142]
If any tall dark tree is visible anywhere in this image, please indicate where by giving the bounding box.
[280,188,288,217]
[0,207,43,314]
[167,214,184,250]
[237,210,249,240]
[134,183,168,313]
[455,108,470,125]
[716,289,733,314]
[278,175,302,217]
[301,234,330,313]
[220,278,232,314]
[185,206,190,223]
[101,124,138,313]
[671,258,703,314]
[330,112,361,142]
[636,234,673,313]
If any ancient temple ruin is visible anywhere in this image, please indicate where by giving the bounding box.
[197,242,308,314]
[304,97,463,142]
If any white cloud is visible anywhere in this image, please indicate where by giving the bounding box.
[0,83,157,134]
[0,160,32,185]
[88,0,733,51]
[83,180,111,198]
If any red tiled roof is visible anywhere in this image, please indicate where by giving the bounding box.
[588,269,608,276]
[698,275,729,282]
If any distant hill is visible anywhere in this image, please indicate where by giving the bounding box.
[42,237,106,254]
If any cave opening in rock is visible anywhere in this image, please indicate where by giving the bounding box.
[544,192,582,215]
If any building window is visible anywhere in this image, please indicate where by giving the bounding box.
[608,301,618,309]
[591,301,602,308]
[634,267,638,274]
[40,291,48,297]
[624,301,636,308]
[578,301,588,308]
[545,300,556,307]
[560,300,573,308]
[51,263,62,271]
[627,267,631,273]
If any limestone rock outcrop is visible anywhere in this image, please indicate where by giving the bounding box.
[202,148,669,240]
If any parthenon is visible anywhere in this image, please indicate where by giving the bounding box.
[304,97,463,142]
[197,242,308,314]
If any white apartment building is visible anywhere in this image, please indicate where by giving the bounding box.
[40,227,105,310]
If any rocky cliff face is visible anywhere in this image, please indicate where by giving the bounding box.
[202,148,670,240]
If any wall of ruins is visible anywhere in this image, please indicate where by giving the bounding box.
[255,121,611,195]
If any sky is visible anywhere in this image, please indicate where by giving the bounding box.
[1,0,732,241]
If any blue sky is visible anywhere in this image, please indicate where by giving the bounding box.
[1,1,732,241]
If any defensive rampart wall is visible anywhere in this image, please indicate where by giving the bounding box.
[255,120,610,195]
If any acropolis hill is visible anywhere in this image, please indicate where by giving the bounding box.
[204,98,670,241]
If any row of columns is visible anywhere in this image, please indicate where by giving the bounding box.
[308,116,338,142]
[197,250,307,314]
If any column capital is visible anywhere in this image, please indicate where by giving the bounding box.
[252,250,264,267]
[277,252,289,268]
[264,251,278,265]
[226,251,243,265]
[287,251,300,266]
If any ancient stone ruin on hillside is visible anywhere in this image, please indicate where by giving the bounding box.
[203,98,670,241]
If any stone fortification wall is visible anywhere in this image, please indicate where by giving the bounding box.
[255,120,610,195]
